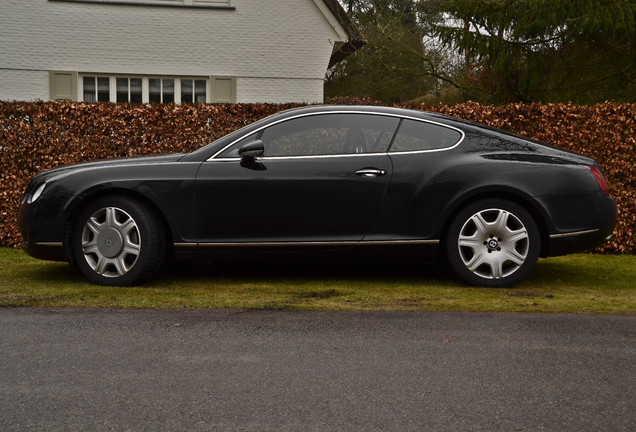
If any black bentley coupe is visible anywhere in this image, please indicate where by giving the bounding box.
[18,105,616,287]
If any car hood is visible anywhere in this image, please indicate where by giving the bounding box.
[32,153,186,184]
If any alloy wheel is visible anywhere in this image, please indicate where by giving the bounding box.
[457,208,530,280]
[81,206,141,277]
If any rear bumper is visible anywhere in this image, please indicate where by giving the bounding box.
[547,229,614,257]
[542,193,617,256]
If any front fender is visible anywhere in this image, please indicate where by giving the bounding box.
[47,162,200,245]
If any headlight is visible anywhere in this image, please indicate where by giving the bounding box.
[29,182,47,203]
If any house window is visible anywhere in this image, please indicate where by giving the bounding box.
[192,0,231,4]
[83,76,110,102]
[116,77,143,103]
[49,0,233,8]
[79,75,227,104]
[149,78,175,103]
[181,79,207,104]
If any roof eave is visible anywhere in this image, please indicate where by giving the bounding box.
[320,0,366,68]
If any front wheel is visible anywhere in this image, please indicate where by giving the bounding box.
[445,199,540,287]
[72,196,166,286]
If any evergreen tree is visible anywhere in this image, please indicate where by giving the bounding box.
[327,0,635,103]
[433,0,636,102]
[326,0,464,103]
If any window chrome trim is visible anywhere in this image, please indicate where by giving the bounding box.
[210,153,388,162]
[208,110,465,161]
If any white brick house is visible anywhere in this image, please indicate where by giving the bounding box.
[0,0,362,104]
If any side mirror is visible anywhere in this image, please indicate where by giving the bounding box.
[239,140,264,161]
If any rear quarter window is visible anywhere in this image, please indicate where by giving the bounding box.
[390,119,462,152]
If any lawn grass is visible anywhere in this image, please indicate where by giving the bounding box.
[0,247,634,314]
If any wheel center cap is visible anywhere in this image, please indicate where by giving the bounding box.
[487,238,499,250]
[96,227,124,258]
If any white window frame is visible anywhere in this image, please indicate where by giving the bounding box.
[49,0,233,8]
[81,76,111,102]
[79,74,216,104]
[148,78,176,104]
[115,77,143,103]
[179,78,208,104]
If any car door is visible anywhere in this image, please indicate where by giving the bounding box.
[193,112,400,245]
[368,118,465,241]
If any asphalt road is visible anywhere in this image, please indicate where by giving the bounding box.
[1,308,634,432]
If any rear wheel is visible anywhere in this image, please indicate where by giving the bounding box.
[72,196,166,286]
[445,199,540,287]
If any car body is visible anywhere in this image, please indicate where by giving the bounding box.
[18,105,616,286]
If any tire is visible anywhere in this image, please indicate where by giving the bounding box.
[445,199,540,287]
[72,196,166,286]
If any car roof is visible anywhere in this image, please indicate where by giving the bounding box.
[277,104,474,129]
[277,104,439,119]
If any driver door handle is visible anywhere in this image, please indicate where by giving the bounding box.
[355,168,387,177]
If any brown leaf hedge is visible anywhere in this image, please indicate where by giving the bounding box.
[1,100,633,254]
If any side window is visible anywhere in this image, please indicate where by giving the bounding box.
[390,119,462,152]
[260,114,400,157]
[217,132,259,158]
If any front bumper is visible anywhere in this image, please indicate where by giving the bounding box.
[20,238,67,262]
[18,195,72,263]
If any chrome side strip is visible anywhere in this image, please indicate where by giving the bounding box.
[175,239,439,248]
[35,242,63,247]
[549,229,599,239]
[359,239,439,246]
[196,240,359,247]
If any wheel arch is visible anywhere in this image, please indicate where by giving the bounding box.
[62,187,174,264]
[438,188,552,258]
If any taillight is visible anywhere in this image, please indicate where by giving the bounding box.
[589,166,610,195]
